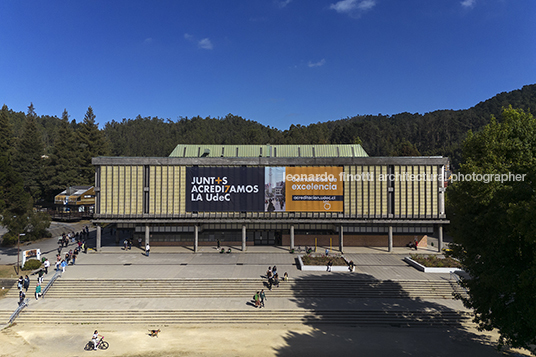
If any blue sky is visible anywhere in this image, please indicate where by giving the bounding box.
[1,0,535,130]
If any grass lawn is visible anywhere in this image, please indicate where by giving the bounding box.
[0,265,18,298]
[0,265,18,279]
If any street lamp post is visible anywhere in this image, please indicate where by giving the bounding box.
[16,233,25,274]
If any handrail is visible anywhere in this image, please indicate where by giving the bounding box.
[7,270,61,324]
[9,298,29,324]
[42,270,62,297]
[449,271,469,295]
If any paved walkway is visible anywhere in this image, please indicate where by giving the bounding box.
[0,221,464,316]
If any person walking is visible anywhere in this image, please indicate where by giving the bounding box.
[43,258,50,274]
[17,276,23,291]
[260,289,266,308]
[23,275,30,292]
[18,290,26,306]
[37,269,44,284]
[145,243,150,257]
[273,273,280,288]
[254,291,260,308]
[327,260,333,272]
[60,259,67,273]
[266,267,272,279]
[35,283,41,300]
[72,249,78,265]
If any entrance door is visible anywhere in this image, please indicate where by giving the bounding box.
[254,231,275,245]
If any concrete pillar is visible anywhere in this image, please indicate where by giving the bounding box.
[339,225,344,253]
[242,225,246,251]
[96,225,101,251]
[194,225,199,253]
[388,226,393,252]
[145,225,150,245]
[438,224,443,253]
[290,225,295,250]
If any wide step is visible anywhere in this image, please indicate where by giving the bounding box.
[11,309,471,326]
[12,279,464,299]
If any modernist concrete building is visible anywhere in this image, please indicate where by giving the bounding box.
[91,144,448,252]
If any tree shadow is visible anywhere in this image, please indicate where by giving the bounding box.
[273,272,512,357]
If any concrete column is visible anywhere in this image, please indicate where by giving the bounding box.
[96,225,101,251]
[242,225,246,251]
[438,224,443,253]
[194,225,199,253]
[339,225,344,253]
[290,225,295,250]
[388,226,393,252]
[145,225,150,245]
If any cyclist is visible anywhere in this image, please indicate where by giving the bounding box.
[91,330,102,350]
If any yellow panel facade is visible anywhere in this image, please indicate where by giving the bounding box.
[179,166,186,213]
[379,166,387,216]
[431,167,438,216]
[419,166,425,216]
[355,166,362,216]
[343,166,350,214]
[393,166,400,216]
[96,163,441,218]
[407,166,414,216]
[118,166,125,215]
[105,166,113,214]
[362,166,369,216]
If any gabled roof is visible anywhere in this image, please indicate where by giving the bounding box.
[169,144,368,158]
[56,186,94,197]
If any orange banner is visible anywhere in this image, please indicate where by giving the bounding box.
[285,167,343,212]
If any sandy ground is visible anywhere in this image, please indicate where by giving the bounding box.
[0,322,532,357]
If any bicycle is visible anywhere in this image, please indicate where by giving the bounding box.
[84,336,109,351]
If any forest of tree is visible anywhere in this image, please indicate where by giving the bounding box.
[0,83,534,207]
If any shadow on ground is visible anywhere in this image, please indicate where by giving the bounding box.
[273,272,514,357]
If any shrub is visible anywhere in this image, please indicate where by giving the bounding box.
[301,255,347,266]
[22,259,42,271]
[1,233,18,246]
[410,254,462,268]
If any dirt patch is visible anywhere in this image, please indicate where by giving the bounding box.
[0,322,531,357]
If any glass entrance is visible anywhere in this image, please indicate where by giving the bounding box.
[253,230,275,245]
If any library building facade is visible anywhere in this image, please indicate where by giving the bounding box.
[91,144,448,252]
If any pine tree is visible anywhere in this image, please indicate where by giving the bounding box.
[76,106,110,185]
[0,104,13,158]
[12,103,45,200]
[43,109,83,200]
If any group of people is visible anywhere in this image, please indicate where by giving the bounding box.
[406,238,419,250]
[17,267,46,306]
[252,266,289,308]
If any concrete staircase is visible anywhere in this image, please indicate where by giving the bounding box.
[1,278,470,326]
[6,278,466,299]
